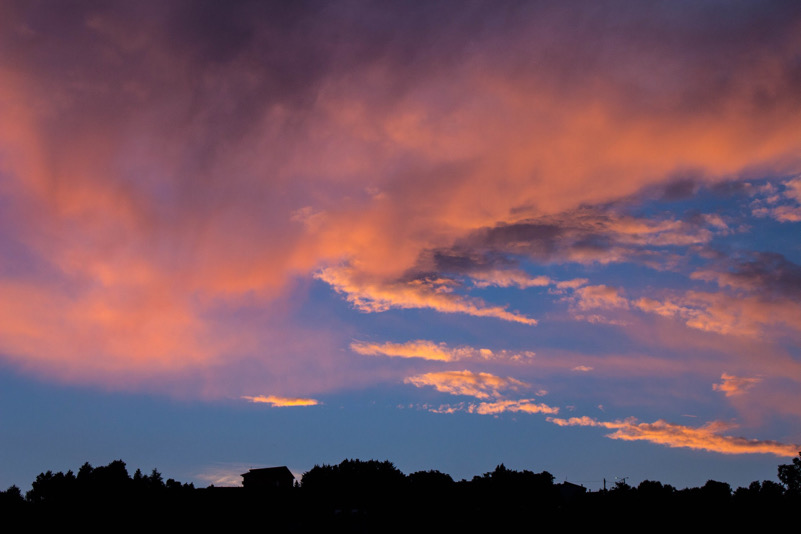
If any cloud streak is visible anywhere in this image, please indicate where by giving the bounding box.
[468,399,559,416]
[350,339,534,363]
[547,417,799,457]
[569,253,801,339]
[241,395,320,407]
[316,266,537,325]
[404,370,529,400]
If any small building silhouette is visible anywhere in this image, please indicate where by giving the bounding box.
[241,466,295,490]
[558,481,587,502]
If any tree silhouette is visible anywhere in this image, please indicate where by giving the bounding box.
[778,452,801,495]
[8,454,801,530]
[26,469,77,504]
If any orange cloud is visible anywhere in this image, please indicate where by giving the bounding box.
[404,370,529,400]
[562,269,801,339]
[636,292,801,338]
[317,266,537,325]
[571,285,630,311]
[352,340,461,361]
[713,373,762,397]
[0,0,800,404]
[604,216,722,247]
[350,339,534,362]
[0,279,227,376]
[241,395,320,407]
[547,417,799,457]
[555,278,590,290]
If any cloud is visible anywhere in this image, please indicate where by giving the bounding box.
[571,285,630,311]
[194,464,248,487]
[404,370,529,400]
[352,340,462,362]
[548,416,600,427]
[468,399,559,415]
[469,270,553,289]
[0,0,800,400]
[635,291,801,338]
[751,176,801,222]
[241,395,320,407]
[435,207,729,275]
[422,399,558,416]
[546,417,799,457]
[467,270,589,293]
[691,252,801,299]
[562,254,801,339]
[350,339,534,362]
[713,373,762,397]
[316,266,537,325]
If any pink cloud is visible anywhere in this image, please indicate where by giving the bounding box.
[638,292,801,338]
[469,270,553,289]
[571,285,630,311]
[751,177,801,222]
[468,399,559,416]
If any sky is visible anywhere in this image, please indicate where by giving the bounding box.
[1,0,801,491]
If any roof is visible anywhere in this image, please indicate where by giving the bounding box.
[241,466,295,488]
[241,466,294,478]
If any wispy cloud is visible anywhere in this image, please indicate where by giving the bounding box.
[242,395,320,407]
[350,339,534,362]
[569,255,801,338]
[316,266,537,325]
[691,252,801,299]
[547,417,799,457]
[194,464,248,487]
[423,399,558,416]
[427,207,730,279]
[571,285,630,311]
[468,399,559,415]
[636,291,801,338]
[470,270,562,289]
[404,370,529,400]
[751,176,801,222]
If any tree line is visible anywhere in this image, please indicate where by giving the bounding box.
[1,454,799,530]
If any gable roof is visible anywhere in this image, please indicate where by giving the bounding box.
[241,466,295,488]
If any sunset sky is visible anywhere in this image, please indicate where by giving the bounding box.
[2,0,801,491]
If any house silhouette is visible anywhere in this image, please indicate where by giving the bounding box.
[241,466,295,490]
[558,481,587,502]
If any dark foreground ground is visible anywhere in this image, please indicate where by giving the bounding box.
[2,457,799,532]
